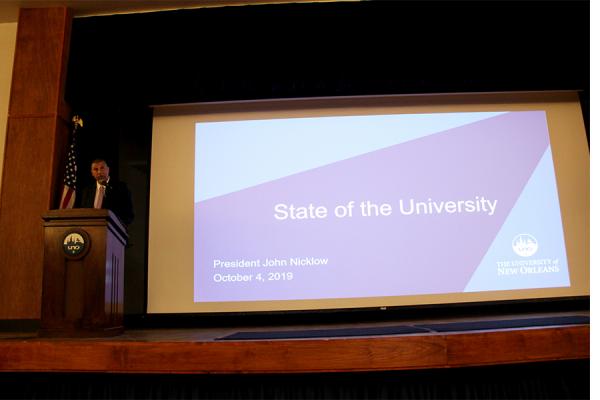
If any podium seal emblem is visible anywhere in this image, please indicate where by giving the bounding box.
[62,230,90,259]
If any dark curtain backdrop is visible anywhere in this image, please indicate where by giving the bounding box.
[64,0,589,317]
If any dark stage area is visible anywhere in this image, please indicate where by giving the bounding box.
[0,309,590,398]
[217,315,589,340]
[0,360,590,400]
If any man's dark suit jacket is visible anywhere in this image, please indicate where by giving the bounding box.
[79,180,134,226]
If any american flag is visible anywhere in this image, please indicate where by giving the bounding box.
[59,116,83,209]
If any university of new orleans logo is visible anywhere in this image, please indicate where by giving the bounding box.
[62,230,90,258]
[512,233,538,257]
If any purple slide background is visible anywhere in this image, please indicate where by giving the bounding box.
[194,112,549,302]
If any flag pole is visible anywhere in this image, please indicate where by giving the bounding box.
[58,115,83,209]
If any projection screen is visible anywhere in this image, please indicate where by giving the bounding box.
[147,91,589,314]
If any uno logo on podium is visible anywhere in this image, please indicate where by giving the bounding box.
[62,230,91,259]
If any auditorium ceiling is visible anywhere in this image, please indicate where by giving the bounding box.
[0,0,339,22]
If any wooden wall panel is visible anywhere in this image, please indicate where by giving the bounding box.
[0,8,72,320]
[0,118,62,317]
[8,9,71,117]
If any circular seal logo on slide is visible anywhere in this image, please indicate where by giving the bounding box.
[512,234,538,257]
[62,231,89,258]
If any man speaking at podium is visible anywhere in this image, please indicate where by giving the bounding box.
[79,158,134,226]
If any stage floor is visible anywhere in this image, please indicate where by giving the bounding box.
[0,311,589,374]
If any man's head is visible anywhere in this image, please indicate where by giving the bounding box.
[91,159,110,185]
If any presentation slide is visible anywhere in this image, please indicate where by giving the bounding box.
[193,111,569,303]
[148,92,589,314]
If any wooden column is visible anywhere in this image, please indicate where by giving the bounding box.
[0,8,72,320]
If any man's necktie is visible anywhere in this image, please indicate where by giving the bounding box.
[94,185,105,209]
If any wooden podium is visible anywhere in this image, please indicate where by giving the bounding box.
[40,209,128,337]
